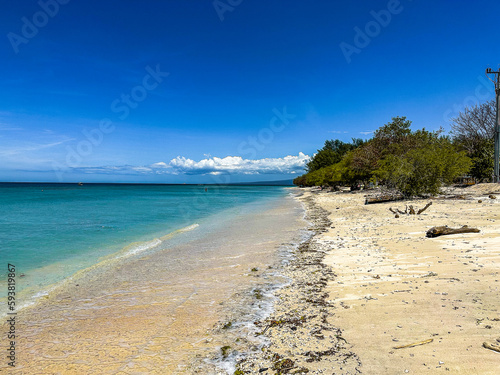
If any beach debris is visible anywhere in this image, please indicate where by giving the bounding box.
[257,316,307,335]
[303,348,338,362]
[482,341,500,353]
[365,193,404,205]
[489,194,496,199]
[272,358,295,373]
[291,367,310,373]
[437,194,468,200]
[422,271,438,277]
[251,267,258,272]
[426,225,480,238]
[220,345,231,358]
[393,338,433,349]
[389,202,432,216]
[253,288,263,299]
[222,321,232,329]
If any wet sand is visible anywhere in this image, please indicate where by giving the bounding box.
[238,184,500,374]
[0,195,306,374]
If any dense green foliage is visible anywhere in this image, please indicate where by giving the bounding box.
[294,117,473,197]
[306,138,365,172]
[376,133,471,197]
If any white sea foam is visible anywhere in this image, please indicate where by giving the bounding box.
[121,238,162,258]
[179,223,199,232]
[0,223,202,319]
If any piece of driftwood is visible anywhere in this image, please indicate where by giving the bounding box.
[483,341,500,353]
[417,202,432,214]
[365,194,404,204]
[389,202,432,216]
[393,338,433,349]
[426,225,480,238]
[389,207,405,215]
[434,194,468,200]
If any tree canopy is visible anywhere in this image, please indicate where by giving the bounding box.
[451,100,496,181]
[306,138,365,172]
[294,117,473,197]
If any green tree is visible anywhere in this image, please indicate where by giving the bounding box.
[294,116,472,195]
[306,138,365,172]
[377,135,471,197]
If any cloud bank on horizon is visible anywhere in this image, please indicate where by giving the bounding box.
[67,153,310,176]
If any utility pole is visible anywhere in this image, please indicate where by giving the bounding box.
[486,67,500,183]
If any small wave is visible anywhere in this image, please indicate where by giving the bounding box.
[0,223,201,319]
[179,223,199,232]
[160,223,199,240]
[120,238,163,258]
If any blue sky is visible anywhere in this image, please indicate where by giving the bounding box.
[1,0,499,183]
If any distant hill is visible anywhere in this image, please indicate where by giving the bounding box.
[229,179,295,186]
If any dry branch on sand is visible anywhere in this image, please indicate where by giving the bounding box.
[389,202,432,216]
[393,338,433,350]
[426,225,480,238]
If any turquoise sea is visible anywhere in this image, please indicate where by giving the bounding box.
[0,183,292,305]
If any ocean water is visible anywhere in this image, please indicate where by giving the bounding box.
[0,182,306,374]
[0,183,291,305]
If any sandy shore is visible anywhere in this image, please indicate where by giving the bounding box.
[238,184,500,374]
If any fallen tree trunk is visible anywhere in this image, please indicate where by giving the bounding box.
[365,194,404,204]
[426,225,480,238]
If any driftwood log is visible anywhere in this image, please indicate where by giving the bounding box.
[483,341,500,353]
[389,202,432,216]
[426,225,480,238]
[365,194,404,204]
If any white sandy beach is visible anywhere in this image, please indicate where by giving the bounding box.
[237,184,500,374]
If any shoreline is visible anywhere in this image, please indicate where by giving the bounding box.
[235,191,361,374]
[238,184,500,374]
[0,190,305,374]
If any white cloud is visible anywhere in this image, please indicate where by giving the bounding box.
[168,153,309,175]
[71,153,310,176]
